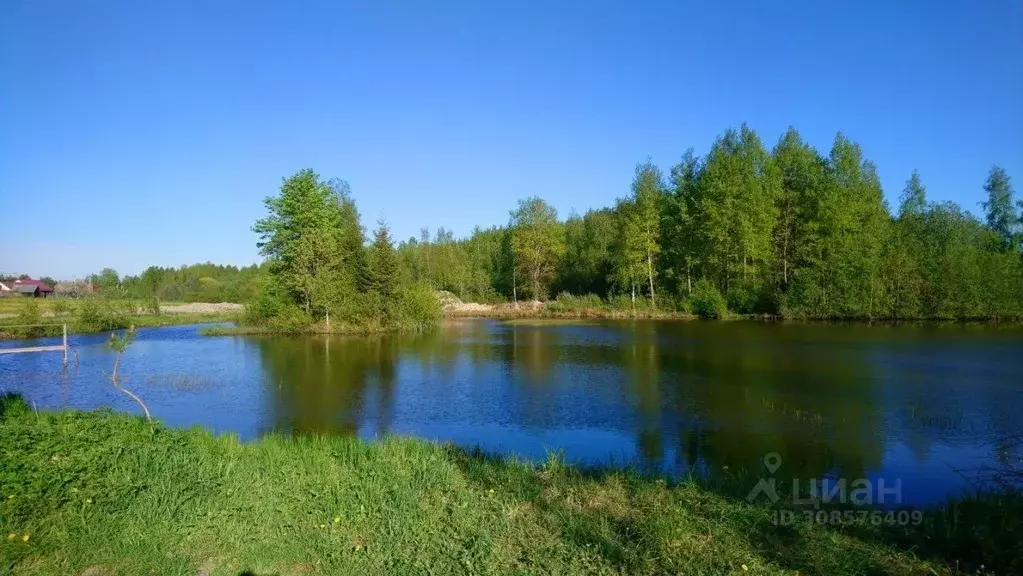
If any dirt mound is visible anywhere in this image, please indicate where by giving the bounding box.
[160,302,243,314]
[436,290,494,313]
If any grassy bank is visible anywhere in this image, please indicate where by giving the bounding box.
[1,396,1019,575]
[443,292,699,321]
[200,318,436,337]
[0,299,240,339]
[445,305,695,321]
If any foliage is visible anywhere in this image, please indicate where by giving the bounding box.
[389,283,443,330]
[50,299,72,318]
[30,125,1021,323]
[49,263,266,303]
[246,170,440,333]
[11,301,45,339]
[545,292,605,313]
[690,278,728,319]
[242,281,313,333]
[107,325,136,355]
[616,161,664,306]
[75,299,131,333]
[510,197,565,300]
[982,166,1019,251]
[90,268,121,293]
[143,297,161,316]
[369,220,399,300]
[393,125,1021,321]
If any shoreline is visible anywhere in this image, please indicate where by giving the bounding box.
[443,305,1023,326]
[0,395,1019,575]
[0,312,240,340]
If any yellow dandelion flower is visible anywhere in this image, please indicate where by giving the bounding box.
[741,564,749,571]
[6,533,15,541]
[488,489,495,495]
[21,534,29,543]
[333,517,341,524]
[319,524,326,529]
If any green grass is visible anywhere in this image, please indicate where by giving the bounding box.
[0,298,160,316]
[0,298,240,338]
[1,395,1019,575]
[202,317,438,337]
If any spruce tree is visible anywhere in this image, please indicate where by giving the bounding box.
[370,219,399,299]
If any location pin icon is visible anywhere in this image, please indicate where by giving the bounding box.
[763,452,782,474]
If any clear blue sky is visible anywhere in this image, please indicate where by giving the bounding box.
[2,0,1021,279]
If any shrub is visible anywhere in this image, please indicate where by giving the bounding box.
[143,298,161,316]
[242,282,312,333]
[390,283,442,329]
[607,293,654,312]
[658,293,691,314]
[726,285,757,315]
[13,301,46,338]
[51,299,73,317]
[546,292,605,313]
[75,299,131,332]
[691,279,728,319]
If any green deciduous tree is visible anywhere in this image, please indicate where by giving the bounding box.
[660,149,702,297]
[885,171,928,318]
[982,166,1018,251]
[627,161,664,306]
[510,197,564,300]
[772,128,828,293]
[697,125,779,311]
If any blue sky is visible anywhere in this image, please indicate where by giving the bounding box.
[2,0,1021,279]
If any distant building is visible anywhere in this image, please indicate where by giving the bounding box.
[0,278,54,298]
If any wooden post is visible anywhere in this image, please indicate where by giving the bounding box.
[62,323,68,367]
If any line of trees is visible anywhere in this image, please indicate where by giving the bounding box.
[398,125,1023,320]
[121,264,264,302]
[2,266,264,303]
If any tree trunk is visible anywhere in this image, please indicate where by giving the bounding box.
[782,233,789,286]
[646,251,655,308]
[111,353,151,421]
[686,260,692,295]
[512,273,518,308]
[631,282,636,316]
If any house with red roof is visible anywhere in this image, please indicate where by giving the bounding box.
[0,278,54,298]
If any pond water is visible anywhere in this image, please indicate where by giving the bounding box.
[2,319,1022,506]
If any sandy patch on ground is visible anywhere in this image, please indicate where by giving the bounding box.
[159,302,244,314]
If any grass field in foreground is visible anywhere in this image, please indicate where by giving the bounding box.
[0,395,1019,575]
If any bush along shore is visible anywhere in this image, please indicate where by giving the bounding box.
[0,394,1020,575]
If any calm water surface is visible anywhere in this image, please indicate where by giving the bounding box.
[2,319,1022,506]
